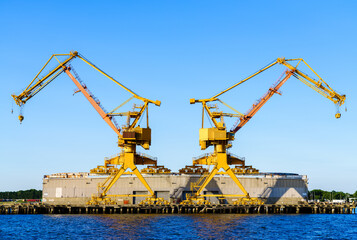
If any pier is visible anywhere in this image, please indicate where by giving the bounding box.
[1,203,355,215]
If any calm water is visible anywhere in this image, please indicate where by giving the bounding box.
[0,214,356,239]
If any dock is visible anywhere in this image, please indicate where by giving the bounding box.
[1,203,355,214]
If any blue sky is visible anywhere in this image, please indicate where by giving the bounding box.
[0,1,356,192]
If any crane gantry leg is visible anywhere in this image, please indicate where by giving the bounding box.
[88,151,156,205]
[181,144,264,205]
[88,148,170,205]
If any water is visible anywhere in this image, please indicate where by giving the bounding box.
[0,214,356,239]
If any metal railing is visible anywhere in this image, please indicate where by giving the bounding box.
[104,152,122,161]
[227,152,245,161]
[137,152,158,161]
[192,153,211,161]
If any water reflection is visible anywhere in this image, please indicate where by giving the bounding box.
[91,214,266,239]
[85,214,357,239]
[1,214,356,239]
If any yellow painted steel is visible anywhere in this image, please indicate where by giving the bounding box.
[109,96,135,114]
[106,194,152,197]
[278,58,345,107]
[11,51,160,108]
[191,57,346,113]
[187,57,346,205]
[76,54,161,107]
[217,99,244,117]
[139,197,170,205]
[12,52,77,106]
[11,51,163,205]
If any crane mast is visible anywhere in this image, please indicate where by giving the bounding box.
[184,58,346,205]
[12,51,168,205]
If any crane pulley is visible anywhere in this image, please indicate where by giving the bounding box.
[184,57,346,205]
[12,51,168,205]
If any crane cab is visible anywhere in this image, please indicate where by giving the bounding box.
[121,127,151,150]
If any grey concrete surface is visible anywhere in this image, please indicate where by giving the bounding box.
[42,173,308,205]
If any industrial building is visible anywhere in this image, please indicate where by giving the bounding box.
[42,172,308,205]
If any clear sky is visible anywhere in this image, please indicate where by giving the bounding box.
[0,1,356,193]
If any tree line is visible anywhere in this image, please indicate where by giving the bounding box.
[0,189,42,199]
[309,189,357,201]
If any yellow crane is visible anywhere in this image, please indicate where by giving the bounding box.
[184,58,346,205]
[12,51,168,205]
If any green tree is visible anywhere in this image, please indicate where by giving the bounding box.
[353,191,357,198]
[309,189,354,202]
[0,189,42,199]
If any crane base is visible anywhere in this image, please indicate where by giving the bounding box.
[233,197,265,205]
[139,197,170,205]
[180,197,211,205]
[87,196,116,205]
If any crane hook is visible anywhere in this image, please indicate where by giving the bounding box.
[18,115,24,124]
[18,106,24,124]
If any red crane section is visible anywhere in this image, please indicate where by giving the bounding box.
[231,70,294,133]
[63,66,122,137]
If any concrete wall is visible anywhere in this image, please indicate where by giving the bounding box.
[42,173,308,205]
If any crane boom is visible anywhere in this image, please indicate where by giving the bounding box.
[227,58,346,133]
[278,58,345,106]
[12,53,77,106]
[63,66,121,136]
[231,70,294,133]
[197,58,345,111]
[12,51,160,108]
